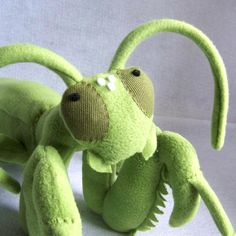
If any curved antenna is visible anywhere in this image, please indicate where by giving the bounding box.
[109,19,228,150]
[0,44,83,86]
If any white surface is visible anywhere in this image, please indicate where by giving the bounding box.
[0,117,235,236]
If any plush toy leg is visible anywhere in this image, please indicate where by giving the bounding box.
[0,167,20,193]
[190,174,235,236]
[83,131,235,235]
[82,155,111,214]
[21,145,82,236]
[83,152,166,233]
[0,133,29,165]
[157,131,235,236]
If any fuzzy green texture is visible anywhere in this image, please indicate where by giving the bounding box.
[0,77,82,235]
[158,131,234,234]
[0,44,82,86]
[190,174,235,236]
[21,145,81,236]
[60,69,157,167]
[0,18,234,236]
[83,130,235,235]
[157,131,201,226]
[109,19,228,150]
[0,62,157,235]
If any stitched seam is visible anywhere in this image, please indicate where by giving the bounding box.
[45,217,75,226]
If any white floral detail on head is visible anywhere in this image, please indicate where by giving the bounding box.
[96,74,117,91]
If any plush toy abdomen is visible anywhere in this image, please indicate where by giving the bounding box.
[0,78,61,151]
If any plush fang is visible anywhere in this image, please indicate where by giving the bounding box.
[0,19,234,236]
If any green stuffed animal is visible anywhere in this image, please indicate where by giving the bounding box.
[0,19,235,236]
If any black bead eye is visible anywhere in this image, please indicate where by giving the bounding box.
[68,92,80,102]
[131,69,141,77]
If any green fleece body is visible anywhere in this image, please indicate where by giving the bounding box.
[0,71,156,235]
[102,153,163,232]
[0,78,82,235]
[0,44,82,86]
[0,78,61,150]
[0,18,234,236]
[81,71,156,164]
[83,131,235,235]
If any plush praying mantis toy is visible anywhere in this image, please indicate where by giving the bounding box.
[0,19,235,236]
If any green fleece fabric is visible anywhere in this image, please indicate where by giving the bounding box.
[0,19,234,236]
[61,82,110,141]
[190,173,235,235]
[60,68,157,167]
[22,145,81,236]
[83,130,235,235]
[0,44,82,86]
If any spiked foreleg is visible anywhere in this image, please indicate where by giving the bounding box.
[157,131,235,235]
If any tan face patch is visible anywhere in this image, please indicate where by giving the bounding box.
[61,82,109,141]
[117,67,154,117]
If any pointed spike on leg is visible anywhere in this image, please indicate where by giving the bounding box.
[154,207,164,215]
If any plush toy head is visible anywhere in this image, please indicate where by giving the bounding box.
[60,67,156,169]
[0,19,229,172]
